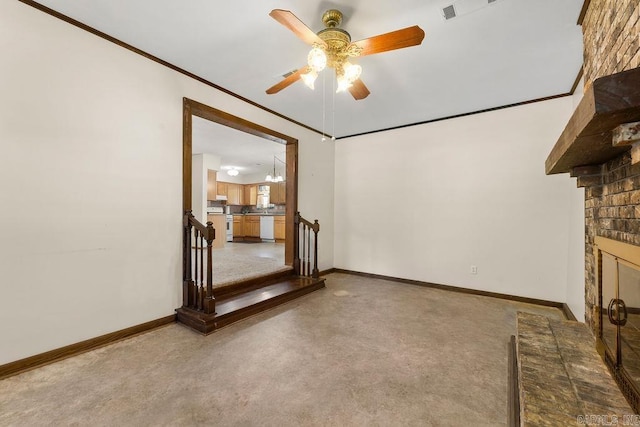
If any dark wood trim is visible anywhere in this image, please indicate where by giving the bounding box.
[546,67,640,174]
[562,303,578,321]
[570,67,584,94]
[182,98,297,267]
[508,335,520,427]
[0,315,176,380]
[319,268,337,276]
[577,0,592,25]
[332,269,572,314]
[17,0,323,137]
[338,93,574,140]
[183,100,193,212]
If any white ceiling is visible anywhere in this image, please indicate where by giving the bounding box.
[192,116,286,177]
[32,0,584,139]
[31,0,584,179]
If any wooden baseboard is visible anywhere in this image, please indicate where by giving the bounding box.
[319,267,336,276]
[508,335,520,427]
[561,303,578,321]
[0,314,176,380]
[332,269,575,318]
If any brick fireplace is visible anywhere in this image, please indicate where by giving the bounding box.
[579,0,640,333]
[543,0,640,411]
[547,0,640,332]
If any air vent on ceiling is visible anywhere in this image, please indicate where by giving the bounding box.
[442,5,456,20]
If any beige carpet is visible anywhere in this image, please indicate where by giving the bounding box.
[0,273,566,426]
[211,250,291,287]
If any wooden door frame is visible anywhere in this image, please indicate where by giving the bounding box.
[183,98,297,266]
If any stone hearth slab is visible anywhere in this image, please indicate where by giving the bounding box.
[516,312,633,425]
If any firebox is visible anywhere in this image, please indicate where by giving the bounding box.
[596,236,640,412]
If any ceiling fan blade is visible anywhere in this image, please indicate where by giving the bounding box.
[349,79,370,100]
[266,67,309,94]
[351,25,425,57]
[269,9,327,46]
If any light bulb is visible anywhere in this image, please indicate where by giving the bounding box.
[336,75,352,93]
[343,62,362,83]
[307,47,327,72]
[301,70,318,90]
[265,174,273,182]
[227,168,239,177]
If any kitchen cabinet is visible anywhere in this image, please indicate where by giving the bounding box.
[216,182,228,198]
[245,215,261,238]
[233,215,244,238]
[207,170,217,201]
[244,185,257,206]
[226,183,243,205]
[278,182,286,204]
[206,214,226,249]
[268,182,286,205]
[274,215,285,240]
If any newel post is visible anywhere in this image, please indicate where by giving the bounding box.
[183,210,194,308]
[312,219,320,279]
[203,221,216,314]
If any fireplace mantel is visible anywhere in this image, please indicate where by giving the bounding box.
[545,67,640,175]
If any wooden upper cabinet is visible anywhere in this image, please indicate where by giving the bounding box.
[268,182,286,205]
[216,182,228,198]
[244,185,257,206]
[278,181,286,204]
[207,170,217,201]
[226,183,242,205]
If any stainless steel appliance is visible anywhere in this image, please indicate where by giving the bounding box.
[226,215,233,242]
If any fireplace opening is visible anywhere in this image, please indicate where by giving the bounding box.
[596,236,640,411]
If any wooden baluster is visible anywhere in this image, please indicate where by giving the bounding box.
[199,231,205,310]
[302,224,307,276]
[194,228,200,310]
[294,212,301,275]
[203,221,216,314]
[307,225,311,276]
[183,211,193,308]
[312,219,320,279]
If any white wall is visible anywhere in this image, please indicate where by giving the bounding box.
[0,2,334,364]
[191,154,221,222]
[565,77,586,321]
[334,97,581,302]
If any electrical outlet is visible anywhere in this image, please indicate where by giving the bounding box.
[470,265,478,275]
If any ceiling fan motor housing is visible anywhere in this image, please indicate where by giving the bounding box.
[317,10,361,70]
[321,9,343,28]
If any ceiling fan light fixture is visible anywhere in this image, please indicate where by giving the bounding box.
[336,74,352,93]
[343,62,362,83]
[301,69,318,90]
[307,46,327,72]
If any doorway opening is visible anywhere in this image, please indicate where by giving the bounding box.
[182,98,298,286]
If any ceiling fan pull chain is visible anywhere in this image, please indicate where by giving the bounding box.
[321,66,326,142]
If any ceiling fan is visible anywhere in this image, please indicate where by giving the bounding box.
[266,9,425,100]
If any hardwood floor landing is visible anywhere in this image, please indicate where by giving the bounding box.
[176,275,325,334]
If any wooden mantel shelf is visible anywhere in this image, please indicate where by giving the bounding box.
[545,67,640,175]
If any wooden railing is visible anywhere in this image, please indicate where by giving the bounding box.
[182,210,216,314]
[294,212,320,279]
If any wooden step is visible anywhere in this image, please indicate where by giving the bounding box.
[176,276,325,334]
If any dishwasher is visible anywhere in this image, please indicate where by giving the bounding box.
[259,216,275,242]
